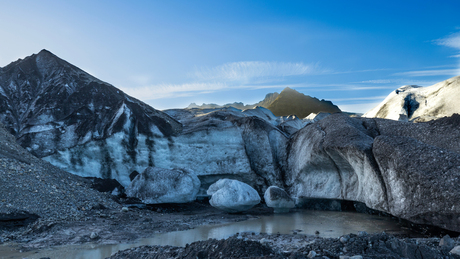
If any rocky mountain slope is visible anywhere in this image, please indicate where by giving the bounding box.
[364,75,460,121]
[188,87,340,118]
[0,121,118,224]
[267,87,340,117]
[0,50,182,183]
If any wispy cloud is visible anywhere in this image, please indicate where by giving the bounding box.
[121,82,227,99]
[434,31,460,75]
[193,61,324,82]
[358,78,439,86]
[393,69,459,77]
[327,68,392,75]
[296,83,401,91]
[435,32,460,50]
[121,82,301,100]
[121,61,327,100]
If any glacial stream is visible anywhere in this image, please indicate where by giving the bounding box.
[0,210,414,259]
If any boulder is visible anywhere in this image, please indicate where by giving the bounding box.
[207,179,260,213]
[439,235,455,251]
[286,113,460,232]
[126,167,200,204]
[264,186,295,213]
[287,113,386,211]
[373,135,460,231]
[450,246,460,256]
[278,115,310,135]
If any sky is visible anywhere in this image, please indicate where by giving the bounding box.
[1,0,460,113]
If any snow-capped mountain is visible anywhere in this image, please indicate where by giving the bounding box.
[364,75,460,121]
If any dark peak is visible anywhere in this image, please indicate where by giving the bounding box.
[280,87,307,97]
[280,87,304,96]
[38,49,53,55]
[35,49,61,62]
[2,49,59,70]
[281,87,294,92]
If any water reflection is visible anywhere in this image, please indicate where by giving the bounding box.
[0,210,408,259]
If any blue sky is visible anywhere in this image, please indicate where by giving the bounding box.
[1,1,460,113]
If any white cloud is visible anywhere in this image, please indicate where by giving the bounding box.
[121,61,326,101]
[358,78,439,86]
[120,82,300,100]
[434,32,460,75]
[392,69,459,77]
[193,61,323,82]
[435,32,460,50]
[121,82,227,99]
[359,79,394,84]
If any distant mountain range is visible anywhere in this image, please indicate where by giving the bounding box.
[188,87,341,118]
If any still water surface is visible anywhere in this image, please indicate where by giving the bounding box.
[0,210,411,259]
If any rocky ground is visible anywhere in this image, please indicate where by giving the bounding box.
[3,200,460,259]
[109,232,460,259]
[1,200,272,249]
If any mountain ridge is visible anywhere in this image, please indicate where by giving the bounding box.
[187,87,340,118]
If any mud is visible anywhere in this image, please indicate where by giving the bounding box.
[2,201,460,259]
[0,200,272,249]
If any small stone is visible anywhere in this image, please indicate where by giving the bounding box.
[439,234,455,250]
[307,250,317,258]
[357,231,367,236]
[350,256,363,259]
[264,186,295,213]
[340,236,349,243]
[122,207,129,212]
[90,232,98,239]
[450,246,460,256]
[339,256,350,259]
[315,230,320,235]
